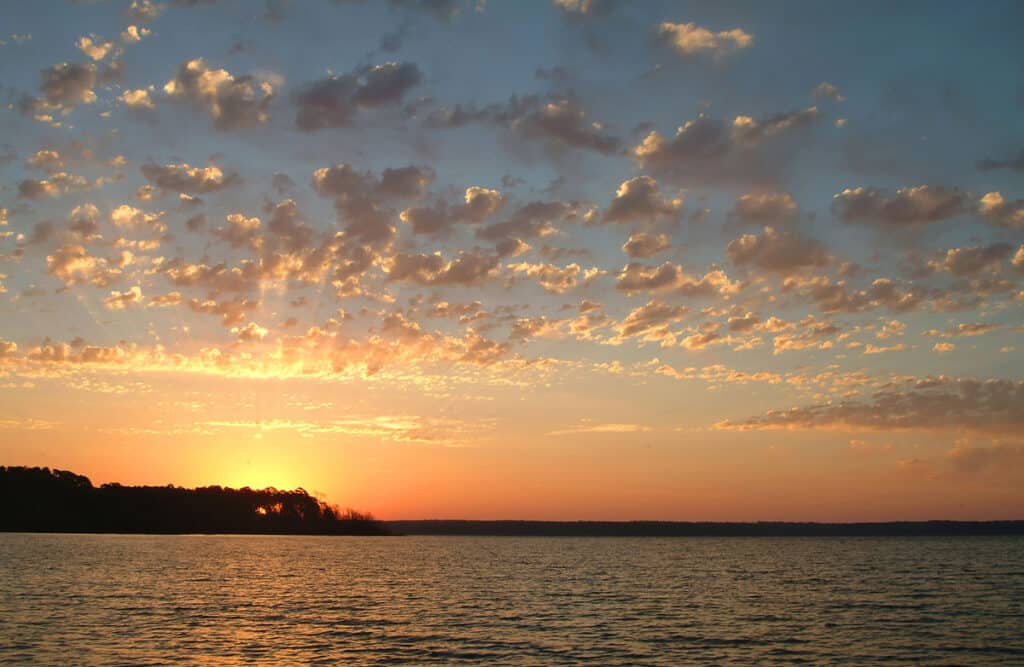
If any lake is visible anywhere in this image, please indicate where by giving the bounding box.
[1,534,1022,664]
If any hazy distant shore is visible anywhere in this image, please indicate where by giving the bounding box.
[384,520,1024,537]
[4,521,1022,538]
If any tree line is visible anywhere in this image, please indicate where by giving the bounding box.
[0,466,387,535]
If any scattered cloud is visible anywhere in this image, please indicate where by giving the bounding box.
[296,62,421,130]
[718,377,1024,436]
[656,21,753,59]
[164,58,277,130]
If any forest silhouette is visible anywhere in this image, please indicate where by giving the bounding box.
[4,466,1023,537]
[0,466,387,535]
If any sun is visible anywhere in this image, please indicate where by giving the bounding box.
[214,456,304,492]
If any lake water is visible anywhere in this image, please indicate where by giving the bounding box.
[1,534,1022,665]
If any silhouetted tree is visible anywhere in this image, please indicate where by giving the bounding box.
[0,466,388,535]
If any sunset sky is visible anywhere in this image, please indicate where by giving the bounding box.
[1,0,1022,521]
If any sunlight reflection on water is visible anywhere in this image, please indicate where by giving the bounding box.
[1,534,1023,665]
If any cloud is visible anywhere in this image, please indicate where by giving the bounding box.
[478,200,583,248]
[164,58,276,130]
[726,226,829,274]
[679,323,730,351]
[188,296,258,326]
[26,339,134,365]
[127,0,165,21]
[400,186,503,236]
[387,251,499,286]
[977,192,1024,229]
[103,285,143,310]
[312,163,434,203]
[427,300,484,321]
[832,185,968,225]
[46,245,122,287]
[612,300,688,345]
[769,315,840,354]
[232,321,268,342]
[633,108,818,177]
[314,163,391,198]
[727,312,759,333]
[460,186,505,221]
[862,342,909,355]
[656,21,753,58]
[148,291,183,307]
[729,192,798,224]
[654,361,782,386]
[379,165,435,198]
[140,162,239,194]
[25,149,64,173]
[782,275,929,314]
[717,376,1024,436]
[272,173,296,195]
[812,82,845,102]
[615,262,685,292]
[195,413,487,446]
[36,62,98,109]
[162,258,259,293]
[295,62,421,130]
[616,262,741,298]
[213,213,262,250]
[924,323,1001,338]
[427,95,621,154]
[509,315,566,342]
[18,179,61,199]
[602,176,682,224]
[121,25,152,43]
[622,232,671,258]
[977,149,1024,173]
[120,88,155,109]
[27,221,56,246]
[185,213,206,231]
[18,171,89,198]
[929,243,1014,276]
[263,198,314,252]
[312,163,431,244]
[568,309,613,341]
[110,204,164,230]
[77,36,115,61]
[546,422,652,436]
[551,0,620,17]
[507,261,587,293]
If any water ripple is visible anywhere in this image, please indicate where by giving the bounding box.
[1,535,1023,665]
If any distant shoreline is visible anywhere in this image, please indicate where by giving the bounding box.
[4,521,1023,538]
[384,520,1024,537]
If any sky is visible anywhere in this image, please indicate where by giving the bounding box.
[0,0,1023,521]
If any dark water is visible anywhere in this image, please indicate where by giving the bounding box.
[1,535,1022,665]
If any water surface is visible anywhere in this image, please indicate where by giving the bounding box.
[2,534,1022,664]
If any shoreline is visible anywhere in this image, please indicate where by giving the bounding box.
[4,520,1023,538]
